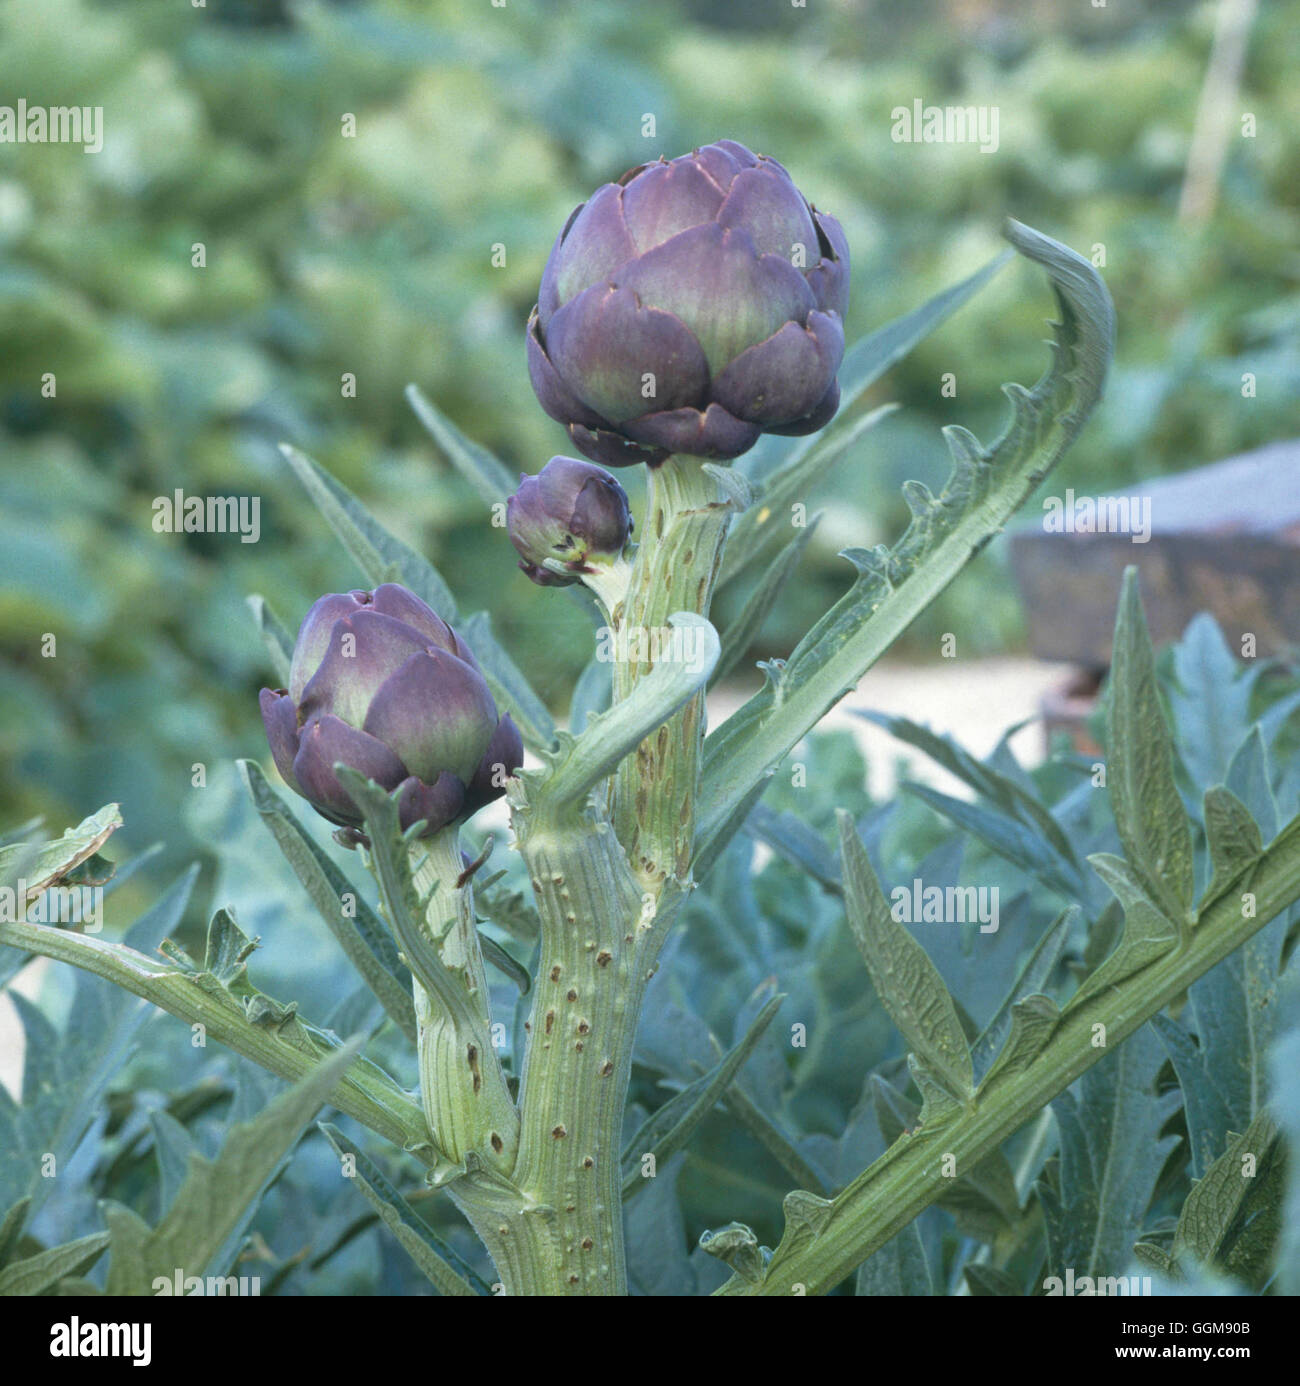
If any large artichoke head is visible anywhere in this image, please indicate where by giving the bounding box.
[527,139,849,469]
[259,584,522,840]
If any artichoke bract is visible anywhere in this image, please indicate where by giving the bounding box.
[527,138,849,469]
[259,584,522,840]
[506,456,633,587]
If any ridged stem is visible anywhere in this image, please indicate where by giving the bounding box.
[612,454,731,888]
[508,809,658,1294]
[408,833,518,1173]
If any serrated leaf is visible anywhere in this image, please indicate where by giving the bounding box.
[971,909,1074,1083]
[1038,1024,1180,1279]
[456,610,557,753]
[979,994,1062,1091]
[245,593,294,686]
[1068,854,1179,1012]
[1224,726,1278,845]
[240,759,416,1043]
[1154,896,1288,1178]
[1,906,426,1158]
[320,1123,485,1297]
[697,221,1114,871]
[0,868,198,1219]
[1202,785,1263,906]
[870,1073,1019,1239]
[839,812,972,1103]
[0,1197,31,1270]
[903,780,1085,903]
[406,383,519,507]
[105,1041,361,1293]
[1171,1110,1279,1272]
[0,1231,110,1296]
[856,1220,935,1296]
[148,1110,197,1217]
[279,444,458,617]
[622,993,783,1200]
[739,249,1011,483]
[713,518,819,686]
[0,803,122,898]
[1106,568,1195,923]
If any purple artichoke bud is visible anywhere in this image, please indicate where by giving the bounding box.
[260,584,522,839]
[506,456,633,587]
[527,139,849,469]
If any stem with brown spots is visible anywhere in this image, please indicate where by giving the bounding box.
[506,809,653,1295]
[408,833,518,1174]
[611,454,733,891]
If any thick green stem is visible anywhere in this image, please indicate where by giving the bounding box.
[406,832,518,1173]
[507,811,653,1295]
[612,454,732,888]
[715,817,1300,1295]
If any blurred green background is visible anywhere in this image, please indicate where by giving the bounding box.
[2,0,1298,886]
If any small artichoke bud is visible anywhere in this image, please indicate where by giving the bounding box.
[506,456,633,588]
[259,583,522,840]
[526,139,849,468]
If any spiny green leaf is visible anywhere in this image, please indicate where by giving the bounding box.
[979,994,1063,1091]
[622,993,783,1200]
[104,1040,362,1293]
[872,1074,1019,1240]
[245,593,294,686]
[457,610,557,753]
[0,868,198,1220]
[279,444,458,617]
[697,221,1115,871]
[0,1197,31,1271]
[839,812,972,1104]
[0,1231,110,1296]
[0,803,122,897]
[320,1123,486,1297]
[1171,1110,1280,1272]
[713,517,820,686]
[240,759,416,1043]
[971,908,1074,1082]
[406,382,519,507]
[1106,567,1195,924]
[1068,854,1180,1013]
[1202,785,1263,906]
[1038,1025,1180,1280]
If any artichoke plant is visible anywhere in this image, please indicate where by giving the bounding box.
[259,583,522,840]
[526,138,849,467]
[506,455,633,587]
